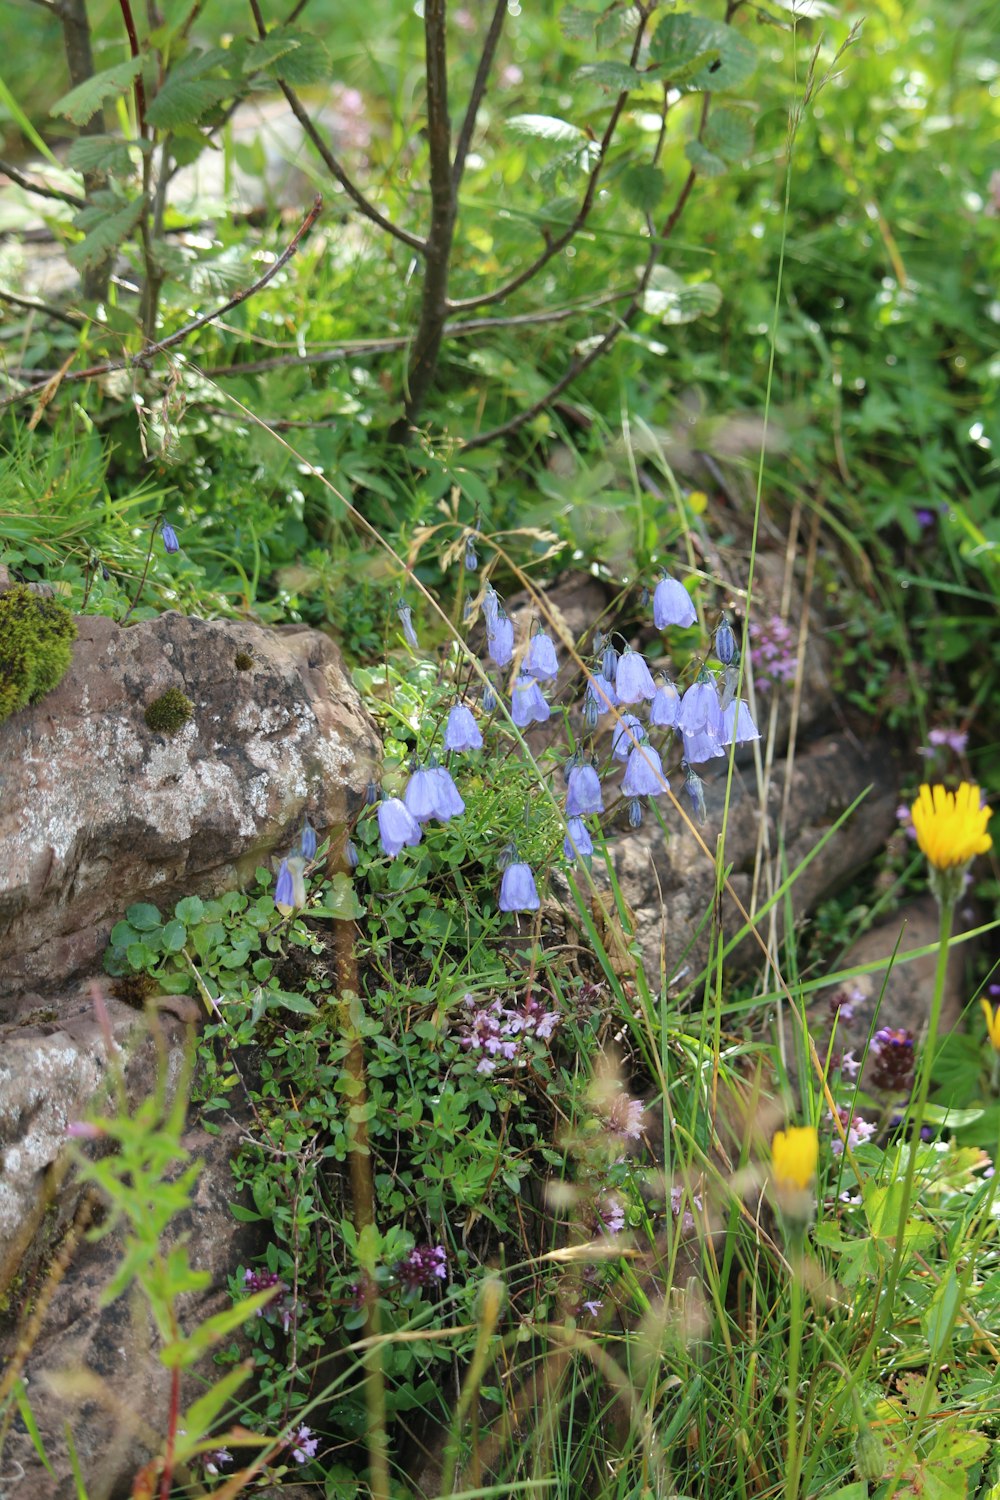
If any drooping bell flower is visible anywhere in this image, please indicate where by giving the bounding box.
[628,798,643,828]
[512,673,551,728]
[681,725,725,764]
[566,763,604,817]
[683,763,707,823]
[649,680,680,729]
[677,674,723,738]
[720,699,760,746]
[482,682,497,712]
[404,767,443,823]
[377,797,423,857]
[615,647,656,705]
[397,601,418,649]
[487,612,514,669]
[482,584,501,632]
[622,741,667,798]
[611,714,644,763]
[563,816,594,861]
[444,702,483,752]
[499,862,540,912]
[430,765,465,820]
[300,819,317,861]
[161,521,180,554]
[525,630,558,681]
[274,858,294,914]
[602,644,619,680]
[652,573,695,629]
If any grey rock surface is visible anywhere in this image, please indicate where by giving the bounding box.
[0,610,380,1000]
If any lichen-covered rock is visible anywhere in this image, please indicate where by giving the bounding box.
[0,611,380,1000]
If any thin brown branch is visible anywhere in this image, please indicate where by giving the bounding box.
[451,0,506,191]
[447,6,651,316]
[0,290,85,328]
[247,0,424,253]
[0,157,85,208]
[117,0,147,135]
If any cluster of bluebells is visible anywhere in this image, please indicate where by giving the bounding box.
[272,818,319,915]
[395,1243,448,1292]
[457,990,559,1073]
[749,614,797,690]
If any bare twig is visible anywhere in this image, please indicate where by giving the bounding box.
[247,0,424,253]
[0,157,85,208]
[451,0,506,191]
[447,6,652,316]
[0,289,85,328]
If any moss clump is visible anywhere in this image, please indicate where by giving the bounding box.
[109,972,157,1008]
[234,650,254,671]
[0,584,77,726]
[144,686,194,735]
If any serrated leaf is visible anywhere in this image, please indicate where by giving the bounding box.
[508,113,587,144]
[560,4,596,40]
[53,57,143,126]
[594,3,641,50]
[573,61,642,91]
[269,30,331,85]
[649,14,756,92]
[65,134,138,176]
[685,140,728,177]
[146,76,233,129]
[622,162,666,211]
[240,34,301,75]
[702,105,755,161]
[641,268,723,323]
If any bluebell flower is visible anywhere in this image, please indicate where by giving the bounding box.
[499,861,540,912]
[525,630,558,681]
[652,574,695,629]
[482,682,497,713]
[365,779,380,806]
[683,763,707,824]
[397,602,418,649]
[483,584,501,632]
[611,713,644,762]
[649,680,680,728]
[602,644,619,680]
[300,819,317,861]
[566,764,604,817]
[345,839,359,869]
[431,765,465,819]
[720,699,760,746]
[444,702,483,751]
[714,616,737,665]
[615,647,656,705]
[465,537,478,571]
[628,797,643,828]
[583,694,599,732]
[161,521,180,554]
[681,726,725,763]
[622,741,667,797]
[720,663,740,712]
[274,858,294,913]
[512,674,551,727]
[563,816,594,861]
[585,674,618,717]
[488,612,514,669]
[405,767,442,823]
[378,797,423,857]
[677,675,723,738]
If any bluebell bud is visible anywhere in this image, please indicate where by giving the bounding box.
[300,819,317,860]
[465,537,478,571]
[345,839,359,869]
[628,797,643,828]
[161,522,180,554]
[482,682,497,713]
[365,779,380,806]
[714,616,737,666]
[602,645,619,680]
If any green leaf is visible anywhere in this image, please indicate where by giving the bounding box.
[267,29,331,85]
[65,134,138,176]
[174,896,204,924]
[52,57,143,126]
[649,14,756,91]
[573,61,642,91]
[110,921,139,948]
[267,989,318,1016]
[179,1362,252,1451]
[560,5,596,40]
[161,1292,275,1367]
[684,140,729,178]
[126,902,163,931]
[310,873,363,921]
[595,4,641,50]
[13,1380,54,1475]
[146,76,233,128]
[702,105,756,162]
[161,919,187,953]
[239,33,302,75]
[621,163,666,212]
[228,1201,265,1222]
[126,941,156,969]
[641,268,723,324]
[508,114,587,145]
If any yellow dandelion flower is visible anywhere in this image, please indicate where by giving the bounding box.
[981,999,1000,1053]
[771,1126,819,1192]
[910,782,992,871]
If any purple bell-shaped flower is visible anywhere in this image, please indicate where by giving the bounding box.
[615,648,657,705]
[652,574,695,629]
[649,680,680,729]
[499,862,540,912]
[525,630,559,681]
[512,674,551,728]
[611,714,644,762]
[622,741,667,798]
[377,797,423,857]
[563,816,594,861]
[444,703,483,752]
[566,764,604,817]
[488,612,514,669]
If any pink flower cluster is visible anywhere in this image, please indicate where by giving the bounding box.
[457,992,559,1074]
[749,615,798,690]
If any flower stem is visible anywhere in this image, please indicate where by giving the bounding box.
[784,1224,806,1500]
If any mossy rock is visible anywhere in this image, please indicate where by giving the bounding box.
[0,585,77,726]
[144,686,194,735]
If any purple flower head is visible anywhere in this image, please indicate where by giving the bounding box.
[274,858,295,912]
[512,673,551,727]
[582,1298,604,1317]
[714,617,737,666]
[914,507,937,530]
[677,675,723,738]
[582,693,599,732]
[488,612,514,668]
[203,1447,232,1476]
[566,763,604,817]
[300,819,317,861]
[628,797,643,827]
[649,680,680,728]
[622,741,667,798]
[920,726,968,758]
[750,616,797,690]
[444,702,483,752]
[499,861,540,913]
[670,1185,702,1235]
[397,1243,448,1291]
[615,648,657,705]
[597,1194,625,1235]
[397,601,418,649]
[289,1425,318,1464]
[605,1092,645,1141]
[681,727,725,764]
[465,536,479,571]
[869,1027,915,1093]
[243,1267,294,1331]
[525,630,559,681]
[563,816,594,861]
[611,713,644,762]
[653,573,696,630]
[160,521,180,554]
[431,765,465,819]
[829,1107,875,1157]
[720,699,760,747]
[377,796,423,857]
[365,779,380,806]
